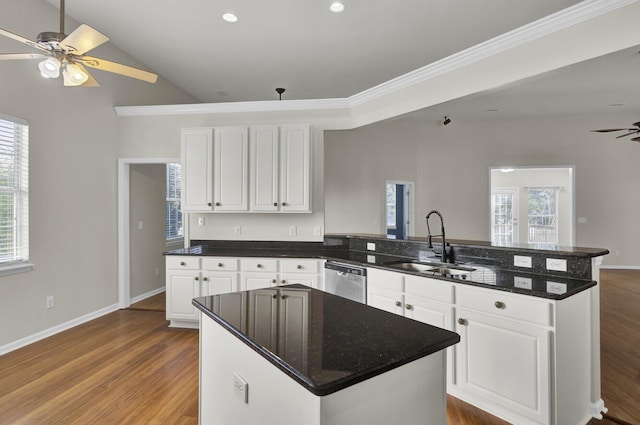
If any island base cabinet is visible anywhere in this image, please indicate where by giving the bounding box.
[199,313,448,425]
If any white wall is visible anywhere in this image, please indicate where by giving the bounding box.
[0,0,196,348]
[129,164,167,298]
[325,113,640,267]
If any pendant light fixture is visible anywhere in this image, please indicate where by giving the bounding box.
[62,61,89,86]
[38,57,61,78]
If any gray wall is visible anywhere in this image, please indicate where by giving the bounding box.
[325,113,640,268]
[0,0,195,347]
[129,164,167,298]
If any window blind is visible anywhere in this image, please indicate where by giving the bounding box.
[0,114,29,264]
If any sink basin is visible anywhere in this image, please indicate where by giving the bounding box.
[383,260,476,277]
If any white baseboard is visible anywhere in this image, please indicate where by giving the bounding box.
[130,286,166,305]
[0,303,120,356]
[600,265,640,270]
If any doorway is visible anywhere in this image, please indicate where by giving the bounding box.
[385,181,414,239]
[117,157,180,309]
[490,167,574,246]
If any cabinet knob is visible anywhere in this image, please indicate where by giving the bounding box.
[271,279,277,284]
[215,202,221,206]
[282,202,287,206]
[203,277,208,281]
[281,295,288,300]
[180,261,186,266]
[194,276,199,281]
[218,263,223,267]
[495,301,505,309]
[297,265,303,270]
[256,264,262,268]
[405,304,413,310]
[273,202,278,207]
[272,294,277,299]
[281,279,286,284]
[458,318,467,325]
[207,202,212,206]
[395,301,402,307]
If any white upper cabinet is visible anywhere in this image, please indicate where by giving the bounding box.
[250,124,311,212]
[214,126,249,211]
[250,126,280,211]
[181,128,214,211]
[279,125,311,212]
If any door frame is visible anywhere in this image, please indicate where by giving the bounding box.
[117,157,180,309]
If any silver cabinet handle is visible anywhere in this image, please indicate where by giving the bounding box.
[395,301,402,307]
[458,318,466,325]
[271,279,276,284]
[202,277,208,281]
[297,265,303,269]
[218,262,223,267]
[281,280,286,284]
[405,304,413,310]
[256,264,262,268]
[495,301,505,309]
[180,262,186,266]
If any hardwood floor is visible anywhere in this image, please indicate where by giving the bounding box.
[0,270,637,424]
[130,292,166,312]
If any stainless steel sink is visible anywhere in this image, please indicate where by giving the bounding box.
[383,260,476,277]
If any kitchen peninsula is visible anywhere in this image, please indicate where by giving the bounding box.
[193,285,460,425]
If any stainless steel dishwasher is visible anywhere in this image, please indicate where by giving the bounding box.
[324,261,367,304]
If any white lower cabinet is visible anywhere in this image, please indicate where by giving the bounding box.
[166,256,323,328]
[368,267,594,425]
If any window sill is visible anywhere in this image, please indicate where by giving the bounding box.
[0,262,35,277]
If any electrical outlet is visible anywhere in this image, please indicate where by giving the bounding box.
[155,267,159,277]
[234,226,241,235]
[367,242,376,251]
[46,295,54,309]
[313,225,322,236]
[513,255,532,268]
[138,220,144,230]
[289,225,297,236]
[233,373,249,404]
[546,258,567,272]
[513,276,532,290]
[198,217,205,227]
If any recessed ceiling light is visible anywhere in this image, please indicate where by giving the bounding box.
[485,108,500,112]
[222,13,238,23]
[329,2,345,13]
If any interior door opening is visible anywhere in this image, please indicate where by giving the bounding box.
[386,181,414,239]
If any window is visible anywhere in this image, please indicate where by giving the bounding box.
[166,163,182,242]
[0,114,29,271]
[491,189,518,244]
[527,187,558,244]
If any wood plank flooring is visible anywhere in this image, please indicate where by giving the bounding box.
[0,270,638,424]
[130,292,166,312]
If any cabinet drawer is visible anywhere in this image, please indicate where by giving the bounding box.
[202,257,239,271]
[457,285,553,326]
[166,256,200,270]
[240,258,278,273]
[404,275,454,304]
[367,268,403,292]
[280,259,320,274]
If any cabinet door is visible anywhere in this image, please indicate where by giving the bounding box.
[367,285,404,315]
[181,128,213,211]
[456,308,551,425]
[166,270,200,321]
[201,272,238,296]
[247,289,278,349]
[241,273,277,291]
[278,288,310,373]
[250,126,279,211]
[279,125,310,212]
[278,273,319,289]
[213,126,248,211]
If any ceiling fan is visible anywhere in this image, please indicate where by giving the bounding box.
[591,121,640,143]
[0,0,157,87]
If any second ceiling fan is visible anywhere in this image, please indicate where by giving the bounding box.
[0,0,157,87]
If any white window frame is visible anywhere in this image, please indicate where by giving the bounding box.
[0,113,33,276]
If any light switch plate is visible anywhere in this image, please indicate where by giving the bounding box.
[546,258,567,272]
[513,255,532,268]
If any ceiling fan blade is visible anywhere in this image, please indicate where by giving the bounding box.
[60,24,109,55]
[0,53,47,61]
[615,131,638,139]
[631,137,640,143]
[78,55,158,83]
[590,128,633,133]
[0,27,49,52]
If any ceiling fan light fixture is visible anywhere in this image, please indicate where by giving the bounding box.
[38,57,61,78]
[62,62,89,86]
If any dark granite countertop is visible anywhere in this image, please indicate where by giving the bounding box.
[193,284,460,396]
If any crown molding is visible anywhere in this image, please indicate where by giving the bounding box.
[114,0,638,119]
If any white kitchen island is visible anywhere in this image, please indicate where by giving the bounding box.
[194,285,460,425]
